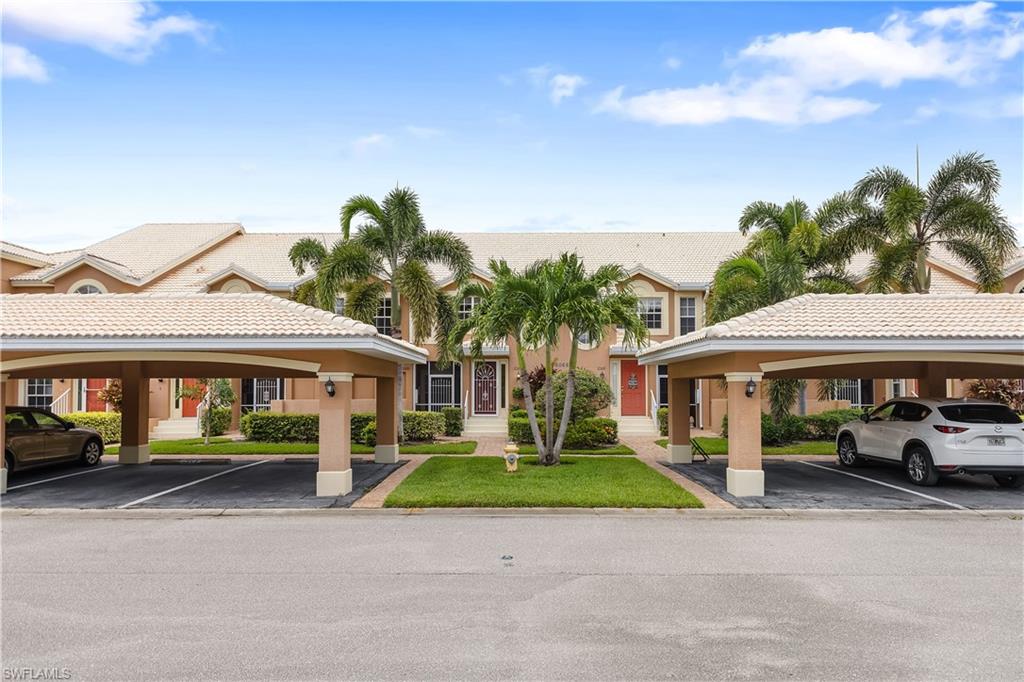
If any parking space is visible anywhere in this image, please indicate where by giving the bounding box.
[666,458,1024,510]
[2,458,403,509]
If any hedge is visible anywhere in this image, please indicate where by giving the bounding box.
[441,406,463,437]
[200,407,231,437]
[657,407,668,437]
[508,414,618,449]
[721,408,862,445]
[240,410,446,444]
[64,411,120,444]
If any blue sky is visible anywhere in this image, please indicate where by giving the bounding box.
[3,1,1022,251]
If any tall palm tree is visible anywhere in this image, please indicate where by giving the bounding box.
[289,187,473,438]
[709,197,857,419]
[852,152,1017,293]
[448,255,647,465]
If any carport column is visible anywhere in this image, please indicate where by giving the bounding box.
[0,374,7,494]
[317,372,353,497]
[667,377,692,464]
[919,363,948,399]
[374,376,399,464]
[724,372,764,497]
[119,362,151,465]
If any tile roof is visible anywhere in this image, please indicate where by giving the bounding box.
[0,292,426,360]
[9,223,242,284]
[0,241,55,265]
[638,293,1024,361]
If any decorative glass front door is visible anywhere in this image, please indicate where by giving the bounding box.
[473,361,498,415]
[619,359,646,416]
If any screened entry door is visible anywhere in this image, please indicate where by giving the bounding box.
[473,361,498,415]
[242,378,284,412]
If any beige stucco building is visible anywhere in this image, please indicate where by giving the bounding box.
[2,223,1020,438]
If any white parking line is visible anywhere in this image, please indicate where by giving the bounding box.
[6,465,121,491]
[799,461,969,510]
[116,460,268,509]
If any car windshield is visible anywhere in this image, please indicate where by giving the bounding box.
[938,404,1023,425]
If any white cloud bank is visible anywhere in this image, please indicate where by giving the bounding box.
[526,64,587,103]
[598,2,1022,126]
[2,0,211,81]
[2,43,49,82]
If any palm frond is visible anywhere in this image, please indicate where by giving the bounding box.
[939,239,1007,293]
[393,259,438,344]
[342,280,387,325]
[288,237,330,276]
[853,165,914,203]
[926,151,1000,206]
[340,194,385,240]
[408,230,474,284]
[738,200,786,236]
[314,241,381,310]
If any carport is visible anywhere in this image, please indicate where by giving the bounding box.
[0,292,427,496]
[638,293,1024,497]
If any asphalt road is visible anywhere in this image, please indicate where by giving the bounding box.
[2,512,1022,681]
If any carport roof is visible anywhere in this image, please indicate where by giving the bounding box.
[0,292,427,363]
[638,293,1024,364]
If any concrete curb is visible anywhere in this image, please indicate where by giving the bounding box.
[3,506,1020,519]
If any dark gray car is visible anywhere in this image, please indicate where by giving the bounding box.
[4,407,104,473]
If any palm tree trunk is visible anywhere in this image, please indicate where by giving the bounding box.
[543,347,554,464]
[913,243,930,294]
[551,342,578,463]
[515,344,545,456]
[389,279,405,442]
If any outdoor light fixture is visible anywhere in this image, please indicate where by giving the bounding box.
[745,378,756,398]
[325,378,336,398]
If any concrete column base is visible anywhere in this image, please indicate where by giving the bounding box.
[667,444,693,464]
[726,467,764,497]
[374,444,399,464]
[0,467,7,495]
[316,469,353,497]
[118,445,151,465]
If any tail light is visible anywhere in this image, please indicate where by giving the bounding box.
[934,425,968,434]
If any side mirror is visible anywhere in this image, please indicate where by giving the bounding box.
[65,421,76,429]
[859,413,870,424]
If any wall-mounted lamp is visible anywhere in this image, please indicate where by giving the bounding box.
[324,378,336,398]
[745,378,757,398]
[158,378,164,383]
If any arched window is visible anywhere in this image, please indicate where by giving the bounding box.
[74,284,102,294]
[68,279,107,294]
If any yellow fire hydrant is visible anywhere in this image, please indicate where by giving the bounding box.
[504,442,520,472]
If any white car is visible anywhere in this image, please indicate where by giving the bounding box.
[836,398,1024,488]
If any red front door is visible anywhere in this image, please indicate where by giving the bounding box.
[85,378,108,412]
[620,359,646,416]
[473,362,497,415]
[181,378,201,417]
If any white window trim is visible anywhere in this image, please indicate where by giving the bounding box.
[630,281,669,335]
[678,295,698,335]
[67,278,108,294]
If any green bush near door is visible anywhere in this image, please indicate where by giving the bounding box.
[240,410,446,444]
[63,412,121,444]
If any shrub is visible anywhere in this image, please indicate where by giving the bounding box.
[64,411,120,444]
[803,409,862,440]
[564,417,618,448]
[244,412,319,442]
[441,406,463,437]
[96,380,123,412]
[402,411,446,441]
[362,420,377,447]
[350,412,376,444]
[552,368,613,421]
[239,411,254,439]
[508,417,538,444]
[201,407,232,437]
[657,407,668,437]
[967,379,1024,412]
[722,412,808,445]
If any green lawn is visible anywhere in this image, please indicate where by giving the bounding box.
[383,456,703,508]
[515,443,636,456]
[106,439,477,456]
[654,437,835,456]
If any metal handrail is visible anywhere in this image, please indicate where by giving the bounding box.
[649,389,659,430]
[49,388,72,415]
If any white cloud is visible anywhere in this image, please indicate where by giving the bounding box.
[351,133,391,154]
[524,65,587,103]
[663,56,682,70]
[2,0,210,62]
[598,2,1022,127]
[405,125,444,139]
[549,73,586,103]
[2,43,48,82]
[919,1,995,30]
[597,78,878,126]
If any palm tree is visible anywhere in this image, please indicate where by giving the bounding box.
[852,152,1017,293]
[289,187,473,438]
[448,255,647,465]
[709,196,857,419]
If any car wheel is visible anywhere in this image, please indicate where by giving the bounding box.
[837,434,861,467]
[3,451,13,474]
[905,446,939,486]
[79,439,103,467]
[993,475,1024,489]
